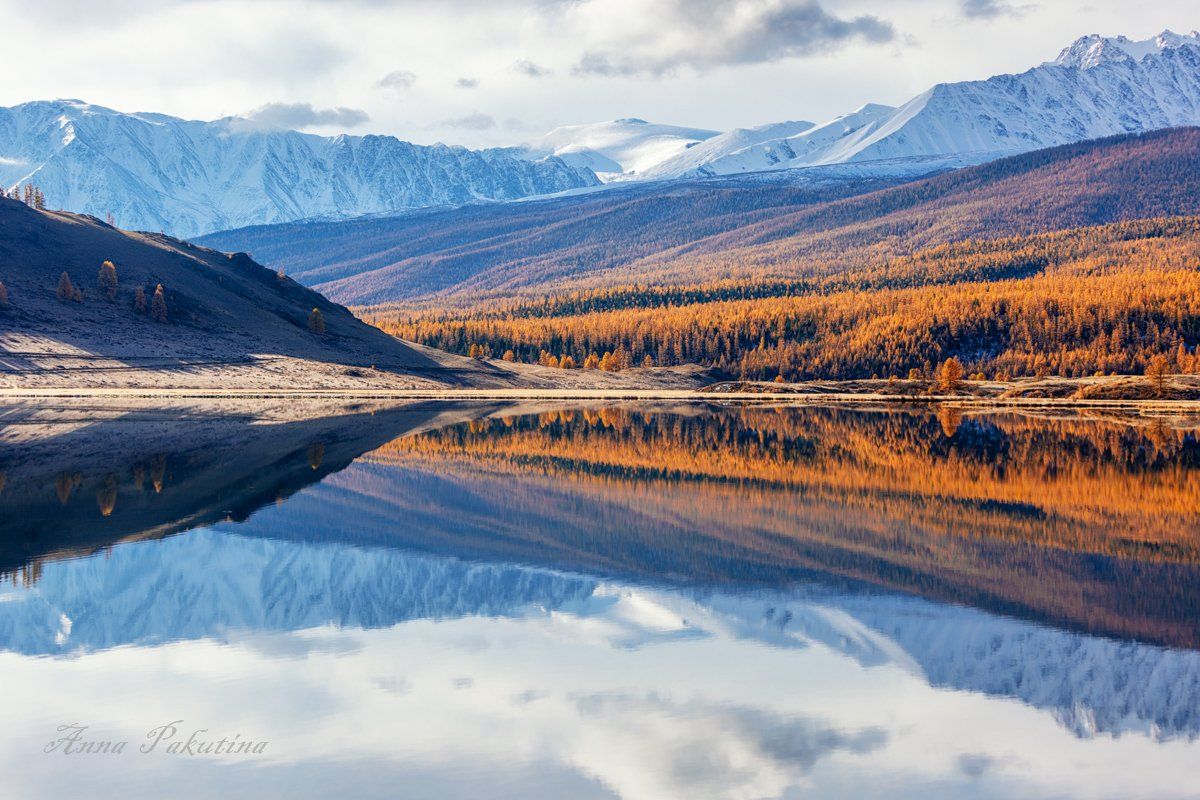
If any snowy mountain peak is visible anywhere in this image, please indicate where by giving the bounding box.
[622,29,1200,181]
[1053,30,1200,69]
[0,100,598,236]
[521,118,721,178]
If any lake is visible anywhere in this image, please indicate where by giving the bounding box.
[1,400,1198,799]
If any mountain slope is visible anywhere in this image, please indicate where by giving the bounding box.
[638,31,1200,179]
[0,198,527,388]
[199,128,1200,308]
[0,100,598,237]
[281,128,1200,380]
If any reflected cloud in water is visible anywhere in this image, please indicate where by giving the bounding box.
[1,401,1199,798]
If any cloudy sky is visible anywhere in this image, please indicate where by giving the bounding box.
[0,0,1194,147]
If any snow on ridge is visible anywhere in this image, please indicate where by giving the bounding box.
[578,30,1200,182]
[1053,30,1200,69]
[0,99,599,237]
[1,526,1198,741]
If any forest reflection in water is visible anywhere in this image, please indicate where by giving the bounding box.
[2,400,1200,799]
[2,400,1199,647]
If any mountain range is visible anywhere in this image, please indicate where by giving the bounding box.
[3,31,1200,238]
[0,100,597,237]
[517,30,1200,181]
[198,127,1200,306]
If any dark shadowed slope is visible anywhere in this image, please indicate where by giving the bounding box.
[0,199,526,388]
[197,129,1200,307]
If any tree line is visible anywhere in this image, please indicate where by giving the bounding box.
[364,217,1200,380]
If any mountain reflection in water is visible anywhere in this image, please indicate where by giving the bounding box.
[0,400,1198,799]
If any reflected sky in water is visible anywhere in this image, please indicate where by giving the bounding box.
[1,401,1199,799]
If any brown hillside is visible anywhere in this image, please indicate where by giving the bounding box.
[0,199,526,388]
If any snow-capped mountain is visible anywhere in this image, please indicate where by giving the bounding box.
[1052,30,1200,69]
[562,30,1200,181]
[3,527,1198,741]
[517,118,721,179]
[0,100,598,237]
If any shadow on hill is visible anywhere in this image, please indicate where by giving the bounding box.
[0,199,516,386]
[0,398,509,574]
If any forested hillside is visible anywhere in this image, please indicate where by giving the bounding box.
[205,129,1200,381]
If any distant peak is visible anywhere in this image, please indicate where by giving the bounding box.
[1052,30,1200,69]
[614,118,649,125]
[853,102,897,115]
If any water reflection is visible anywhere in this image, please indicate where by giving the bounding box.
[1,401,1199,798]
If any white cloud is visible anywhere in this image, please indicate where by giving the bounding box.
[239,102,370,130]
[960,0,1031,19]
[377,69,417,90]
[569,0,897,77]
[0,0,1190,149]
[440,112,497,130]
[512,59,553,78]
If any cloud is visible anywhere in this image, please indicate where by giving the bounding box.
[570,0,896,77]
[455,77,479,89]
[571,693,889,796]
[512,58,553,78]
[238,102,371,130]
[440,112,496,130]
[377,69,417,90]
[959,0,1030,18]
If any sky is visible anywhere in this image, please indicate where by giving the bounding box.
[0,0,1195,148]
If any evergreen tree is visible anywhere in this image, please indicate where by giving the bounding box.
[1146,354,1170,396]
[98,260,118,300]
[308,307,326,334]
[56,272,74,303]
[134,286,147,314]
[936,357,965,392]
[151,284,168,322]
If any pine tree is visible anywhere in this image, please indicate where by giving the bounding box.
[56,272,74,303]
[98,260,118,300]
[501,349,516,362]
[584,353,600,370]
[151,284,168,322]
[307,307,326,334]
[1146,354,1170,396]
[936,357,965,392]
[134,286,147,314]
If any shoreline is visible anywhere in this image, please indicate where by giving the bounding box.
[4,386,1200,411]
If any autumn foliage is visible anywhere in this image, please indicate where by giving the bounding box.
[367,217,1200,380]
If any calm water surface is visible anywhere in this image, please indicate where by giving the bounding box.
[1,401,1199,799]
